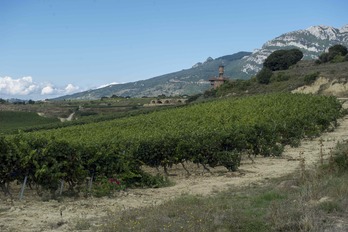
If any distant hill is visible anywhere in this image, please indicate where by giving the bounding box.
[54,24,348,100]
[54,52,251,100]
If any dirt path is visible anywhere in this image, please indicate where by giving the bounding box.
[1,103,348,232]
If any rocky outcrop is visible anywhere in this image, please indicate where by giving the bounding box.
[292,76,348,97]
[241,25,348,75]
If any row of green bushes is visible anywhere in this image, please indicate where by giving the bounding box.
[1,93,344,197]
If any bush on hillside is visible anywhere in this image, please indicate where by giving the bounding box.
[203,88,217,98]
[328,44,348,58]
[331,141,348,173]
[256,67,273,84]
[317,44,348,63]
[186,93,202,103]
[263,49,303,71]
[304,72,320,85]
[331,55,347,63]
[216,80,252,95]
[270,72,290,82]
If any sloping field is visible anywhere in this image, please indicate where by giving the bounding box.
[0,111,59,134]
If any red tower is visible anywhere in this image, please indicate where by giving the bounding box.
[209,65,229,89]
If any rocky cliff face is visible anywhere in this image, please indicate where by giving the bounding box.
[241,25,348,75]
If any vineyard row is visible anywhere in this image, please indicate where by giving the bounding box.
[0,93,344,196]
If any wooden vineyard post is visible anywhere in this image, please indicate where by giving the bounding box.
[59,180,64,195]
[88,174,94,192]
[19,176,28,201]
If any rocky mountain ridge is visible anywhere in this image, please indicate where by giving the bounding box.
[241,25,348,75]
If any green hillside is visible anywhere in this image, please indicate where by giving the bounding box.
[0,111,59,134]
[201,60,348,99]
[53,52,252,100]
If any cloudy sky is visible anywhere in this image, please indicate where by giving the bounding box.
[1,0,348,100]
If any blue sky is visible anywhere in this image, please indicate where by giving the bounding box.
[0,0,347,100]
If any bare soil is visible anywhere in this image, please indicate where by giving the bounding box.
[1,102,348,232]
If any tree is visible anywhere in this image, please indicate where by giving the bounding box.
[317,44,348,63]
[263,49,303,71]
[328,44,348,57]
[318,52,329,63]
[256,67,273,84]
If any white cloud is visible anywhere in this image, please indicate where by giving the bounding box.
[0,76,81,99]
[0,76,38,95]
[41,85,55,95]
[40,83,79,96]
[65,84,79,93]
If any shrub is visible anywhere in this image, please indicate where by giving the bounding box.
[203,88,217,98]
[256,67,273,84]
[271,72,290,82]
[328,44,348,59]
[331,55,346,63]
[215,80,251,96]
[92,176,125,197]
[318,52,329,64]
[215,151,241,172]
[234,79,252,91]
[186,93,202,103]
[317,44,348,63]
[304,72,320,85]
[332,143,348,173]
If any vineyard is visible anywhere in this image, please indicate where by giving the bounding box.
[0,93,344,198]
[0,111,60,134]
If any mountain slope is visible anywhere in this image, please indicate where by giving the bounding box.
[55,24,348,100]
[54,52,251,100]
[241,24,348,75]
